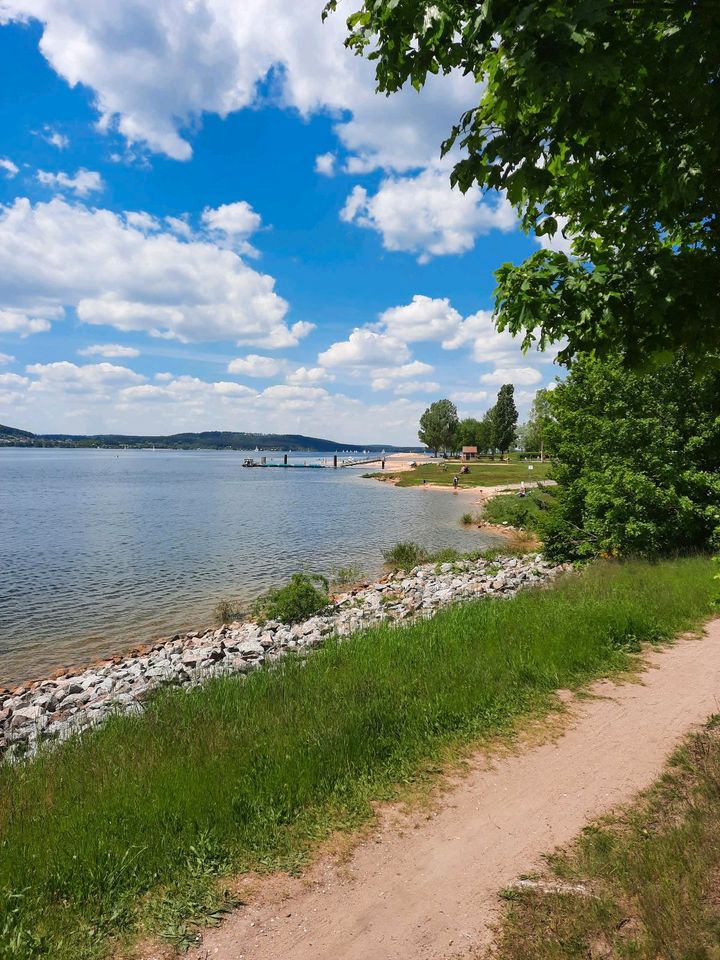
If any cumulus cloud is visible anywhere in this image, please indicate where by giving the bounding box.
[0,309,53,337]
[392,380,441,396]
[285,366,335,386]
[37,168,104,196]
[379,296,463,343]
[0,157,19,178]
[0,1,475,173]
[480,366,543,387]
[314,153,336,177]
[370,361,434,391]
[227,354,283,378]
[341,166,516,262]
[0,197,304,346]
[201,201,261,256]
[78,343,140,358]
[450,389,490,405]
[25,361,145,397]
[318,328,411,369]
[0,352,15,365]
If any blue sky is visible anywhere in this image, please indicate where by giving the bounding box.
[0,2,564,444]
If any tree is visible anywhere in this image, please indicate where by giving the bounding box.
[456,417,482,450]
[491,385,517,459]
[418,399,459,456]
[477,410,495,456]
[540,355,720,561]
[524,389,554,461]
[328,0,720,366]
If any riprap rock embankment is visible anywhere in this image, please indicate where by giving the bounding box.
[1,554,567,760]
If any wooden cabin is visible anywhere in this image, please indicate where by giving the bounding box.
[461,446,478,462]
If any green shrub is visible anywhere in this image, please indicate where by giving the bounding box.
[213,598,241,625]
[382,542,429,570]
[252,573,329,624]
[332,565,365,586]
[483,490,556,531]
[461,512,475,525]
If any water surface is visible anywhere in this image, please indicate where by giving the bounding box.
[0,449,501,684]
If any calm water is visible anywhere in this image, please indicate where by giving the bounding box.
[0,449,501,685]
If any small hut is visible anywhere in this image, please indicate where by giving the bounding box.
[461,446,478,462]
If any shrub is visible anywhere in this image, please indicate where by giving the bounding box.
[253,573,329,624]
[382,542,429,571]
[483,490,556,531]
[214,598,242,624]
[461,512,475,525]
[332,565,365,586]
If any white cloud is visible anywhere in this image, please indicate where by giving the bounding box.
[201,201,262,257]
[379,296,462,343]
[318,328,411,369]
[0,309,53,337]
[370,361,434,391]
[0,1,475,173]
[392,380,441,396]
[124,210,160,232]
[536,215,574,255]
[227,354,282,378]
[40,126,69,149]
[37,168,104,196]
[480,366,543,387]
[450,390,490,405]
[0,157,19,178]
[164,215,193,240]
[26,361,145,395]
[314,152,336,177]
[341,166,516,262]
[0,352,16,365]
[78,343,140,358]
[286,366,335,385]
[0,197,303,346]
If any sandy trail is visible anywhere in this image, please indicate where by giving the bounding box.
[187,621,720,960]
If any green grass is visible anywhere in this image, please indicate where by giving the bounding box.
[0,557,715,959]
[491,715,720,960]
[481,489,557,531]
[374,461,553,488]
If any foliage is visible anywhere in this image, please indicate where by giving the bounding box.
[0,558,714,959]
[491,384,518,458]
[252,573,329,624]
[540,355,720,561]
[331,565,365,586]
[213,598,242,625]
[418,399,459,455]
[493,720,720,960]
[329,0,720,365]
[483,490,556,532]
[521,389,553,461]
[382,541,429,570]
[457,412,494,454]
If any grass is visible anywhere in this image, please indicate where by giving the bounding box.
[0,556,715,959]
[490,715,720,960]
[481,488,557,531]
[372,461,554,488]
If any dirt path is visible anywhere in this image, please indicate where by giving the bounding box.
[187,621,720,960]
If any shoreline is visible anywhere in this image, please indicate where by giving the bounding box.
[0,552,567,760]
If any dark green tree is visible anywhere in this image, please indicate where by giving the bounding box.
[540,356,720,561]
[491,385,518,459]
[418,399,459,455]
[477,410,495,456]
[328,0,720,365]
[456,417,482,449]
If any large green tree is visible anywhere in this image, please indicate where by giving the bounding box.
[540,356,720,561]
[491,384,518,458]
[523,389,554,461]
[418,398,459,455]
[328,0,720,365]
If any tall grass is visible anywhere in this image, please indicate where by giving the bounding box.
[491,717,720,960]
[0,557,715,959]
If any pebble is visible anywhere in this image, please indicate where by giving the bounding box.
[0,553,568,761]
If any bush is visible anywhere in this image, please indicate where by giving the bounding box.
[461,512,475,525]
[214,598,242,624]
[483,490,556,531]
[332,565,365,586]
[252,573,329,624]
[382,542,429,571]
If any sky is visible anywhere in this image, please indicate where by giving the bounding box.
[0,1,566,445]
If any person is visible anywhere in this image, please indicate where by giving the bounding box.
[519,480,526,497]
[453,475,459,490]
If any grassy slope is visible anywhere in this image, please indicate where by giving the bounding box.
[373,461,553,488]
[491,717,720,960]
[0,557,715,959]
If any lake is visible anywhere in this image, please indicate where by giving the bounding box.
[0,449,502,685]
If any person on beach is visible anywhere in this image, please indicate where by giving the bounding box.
[519,480,526,497]
[453,475,459,490]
